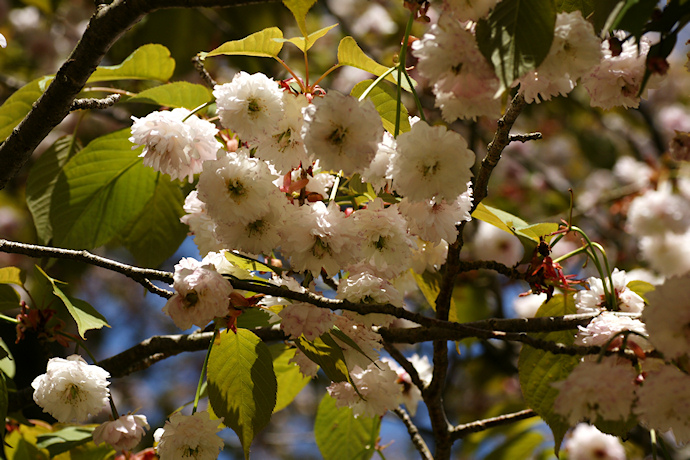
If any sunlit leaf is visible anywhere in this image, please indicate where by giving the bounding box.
[4,421,52,459]
[282,0,318,37]
[337,37,415,92]
[0,78,43,142]
[0,267,25,288]
[0,338,15,378]
[476,0,557,94]
[36,426,94,457]
[295,333,349,383]
[268,344,312,412]
[201,27,284,59]
[627,280,655,302]
[350,79,410,134]
[518,294,579,455]
[128,82,213,110]
[208,329,277,459]
[281,23,338,52]
[34,266,110,339]
[26,135,81,244]
[314,393,380,460]
[412,271,490,323]
[224,251,275,273]
[88,44,175,83]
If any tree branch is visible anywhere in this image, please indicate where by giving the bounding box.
[450,409,536,441]
[70,93,121,111]
[0,0,276,190]
[393,407,433,460]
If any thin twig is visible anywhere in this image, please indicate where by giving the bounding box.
[509,132,542,143]
[383,342,425,393]
[192,55,217,88]
[70,93,121,111]
[393,407,434,460]
[450,409,537,441]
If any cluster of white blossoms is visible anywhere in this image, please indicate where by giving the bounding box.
[154,411,224,460]
[33,355,150,453]
[574,268,645,313]
[562,423,626,460]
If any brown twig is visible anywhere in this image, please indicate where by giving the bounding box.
[70,93,121,111]
[450,409,537,441]
[393,407,434,460]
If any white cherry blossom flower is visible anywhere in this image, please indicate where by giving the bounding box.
[154,411,224,460]
[302,91,383,176]
[472,221,523,266]
[361,132,396,192]
[399,186,473,244]
[639,231,690,277]
[180,190,223,256]
[643,274,690,360]
[442,0,499,21]
[332,314,382,370]
[411,239,448,274]
[32,355,110,423]
[289,348,319,378]
[279,302,336,340]
[553,356,638,425]
[391,121,474,202]
[162,257,233,330]
[627,185,690,237]
[213,197,287,256]
[575,312,650,350]
[327,360,403,417]
[575,268,644,313]
[563,423,626,460]
[337,270,403,308]
[93,414,149,452]
[513,292,547,318]
[213,71,283,140]
[130,108,221,182]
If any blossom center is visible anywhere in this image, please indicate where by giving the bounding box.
[226,178,246,201]
[327,126,348,147]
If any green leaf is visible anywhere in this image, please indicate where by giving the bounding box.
[350,80,410,135]
[34,266,110,339]
[337,37,415,92]
[627,280,655,301]
[0,78,43,142]
[36,426,94,457]
[4,422,52,460]
[280,24,339,53]
[412,271,490,323]
[555,0,594,16]
[608,0,657,39]
[314,393,380,460]
[201,27,284,59]
[282,0,318,37]
[224,251,275,273]
[268,344,312,412]
[0,373,6,439]
[128,82,213,110]
[237,308,272,330]
[0,337,15,378]
[0,267,25,288]
[518,294,579,455]
[476,0,557,94]
[117,171,187,268]
[88,44,175,83]
[26,135,81,244]
[208,329,277,459]
[0,285,20,312]
[295,333,350,383]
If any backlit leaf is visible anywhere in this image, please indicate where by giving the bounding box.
[269,344,312,412]
[295,333,349,383]
[337,37,415,92]
[281,24,338,52]
[0,267,25,288]
[88,44,175,83]
[201,27,284,59]
[314,393,380,460]
[350,79,410,134]
[282,0,318,37]
[128,82,213,110]
[208,329,277,459]
[0,78,43,142]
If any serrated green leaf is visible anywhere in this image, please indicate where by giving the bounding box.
[0,337,15,378]
[128,82,213,110]
[201,27,284,59]
[337,37,415,92]
[269,344,312,412]
[280,24,339,53]
[0,78,43,142]
[412,271,490,323]
[282,0,318,37]
[208,329,277,459]
[26,135,81,244]
[89,44,175,83]
[518,294,579,455]
[0,284,20,312]
[314,393,380,460]
[34,266,110,339]
[0,267,25,288]
[118,171,187,267]
[476,0,557,95]
[295,333,350,383]
[350,80,410,134]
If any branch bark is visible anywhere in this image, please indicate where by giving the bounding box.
[0,0,276,190]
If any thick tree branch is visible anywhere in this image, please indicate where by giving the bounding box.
[0,0,276,190]
[450,409,536,441]
[393,407,434,460]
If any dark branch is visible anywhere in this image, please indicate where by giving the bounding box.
[509,132,542,143]
[70,93,121,111]
[450,409,537,441]
[0,0,276,190]
[192,55,217,88]
[393,407,433,460]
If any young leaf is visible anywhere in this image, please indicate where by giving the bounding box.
[518,294,579,455]
[0,267,25,288]
[0,78,43,141]
[282,0,318,37]
[0,285,20,312]
[314,392,380,460]
[281,24,339,53]
[36,426,94,457]
[26,135,81,244]
[475,0,557,95]
[295,333,350,383]
[34,266,110,339]
[128,82,213,110]
[4,422,52,460]
[626,280,655,302]
[412,271,490,323]
[350,79,411,134]
[0,337,15,378]
[268,344,313,412]
[0,373,6,439]
[87,44,175,83]
[207,329,277,460]
[337,37,415,92]
[200,27,284,59]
